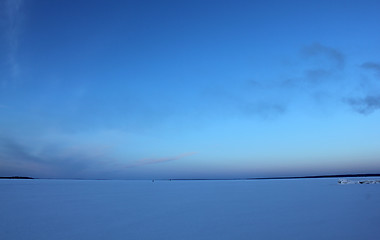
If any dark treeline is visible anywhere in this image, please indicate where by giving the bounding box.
[0,176,35,179]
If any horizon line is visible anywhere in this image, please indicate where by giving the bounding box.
[2,173,380,181]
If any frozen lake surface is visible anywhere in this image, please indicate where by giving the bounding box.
[1,178,379,240]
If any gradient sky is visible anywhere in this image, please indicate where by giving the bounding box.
[1,0,380,179]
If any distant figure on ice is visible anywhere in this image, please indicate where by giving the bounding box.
[152,179,154,182]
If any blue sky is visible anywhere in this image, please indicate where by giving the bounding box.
[1,0,380,179]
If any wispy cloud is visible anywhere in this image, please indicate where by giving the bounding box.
[126,152,197,168]
[243,102,286,119]
[0,138,53,176]
[298,44,345,86]
[344,95,380,115]
[204,82,288,120]
[342,62,380,114]
[4,0,23,80]
[277,44,380,115]
[199,43,350,119]
[301,43,345,70]
[257,44,380,116]
[361,62,380,76]
[304,69,333,83]
[0,137,116,178]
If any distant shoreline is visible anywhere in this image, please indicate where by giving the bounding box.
[169,173,380,181]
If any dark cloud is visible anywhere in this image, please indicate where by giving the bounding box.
[344,95,380,115]
[299,43,346,85]
[215,44,378,118]
[277,44,380,116]
[361,62,380,76]
[301,43,345,69]
[343,62,380,115]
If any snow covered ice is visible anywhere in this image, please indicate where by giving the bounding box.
[338,179,380,184]
[1,178,380,240]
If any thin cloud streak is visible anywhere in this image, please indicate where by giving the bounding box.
[4,0,23,79]
[126,152,198,168]
[243,102,286,119]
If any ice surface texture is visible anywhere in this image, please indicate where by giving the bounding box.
[1,179,379,240]
[338,179,380,184]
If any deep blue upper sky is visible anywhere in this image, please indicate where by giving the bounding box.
[1,0,380,179]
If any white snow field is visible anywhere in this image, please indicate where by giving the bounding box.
[1,178,379,240]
